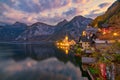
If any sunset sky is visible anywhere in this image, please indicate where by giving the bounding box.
[0,0,115,25]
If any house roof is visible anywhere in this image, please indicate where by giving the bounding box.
[79,36,91,42]
[86,27,98,32]
[102,23,109,28]
[82,57,96,64]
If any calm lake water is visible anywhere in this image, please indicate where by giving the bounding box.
[0,42,89,80]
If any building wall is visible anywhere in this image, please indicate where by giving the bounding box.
[82,42,90,50]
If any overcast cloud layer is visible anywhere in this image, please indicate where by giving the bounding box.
[0,0,115,25]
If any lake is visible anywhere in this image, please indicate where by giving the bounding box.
[0,42,89,80]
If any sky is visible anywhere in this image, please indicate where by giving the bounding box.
[0,0,116,25]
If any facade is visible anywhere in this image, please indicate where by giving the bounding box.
[80,41,90,50]
[79,27,97,51]
[82,57,96,64]
[79,36,91,50]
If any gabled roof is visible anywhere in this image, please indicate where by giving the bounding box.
[79,36,91,42]
[82,57,96,64]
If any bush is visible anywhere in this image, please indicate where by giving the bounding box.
[88,67,99,74]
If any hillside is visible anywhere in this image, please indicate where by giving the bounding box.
[0,15,92,42]
[16,22,55,41]
[49,16,92,41]
[16,16,92,41]
[91,0,120,28]
[0,22,27,41]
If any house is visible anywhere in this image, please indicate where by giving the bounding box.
[79,36,91,50]
[78,29,97,52]
[69,40,76,45]
[82,57,96,64]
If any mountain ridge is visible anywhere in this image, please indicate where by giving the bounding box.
[0,15,92,41]
[0,22,27,41]
[16,15,92,41]
[91,0,120,27]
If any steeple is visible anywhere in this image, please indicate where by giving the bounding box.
[82,31,87,36]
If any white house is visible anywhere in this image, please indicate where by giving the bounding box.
[79,36,91,50]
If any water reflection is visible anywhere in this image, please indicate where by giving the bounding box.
[0,58,84,80]
[57,46,69,54]
[56,36,76,54]
[0,42,88,80]
[0,42,76,63]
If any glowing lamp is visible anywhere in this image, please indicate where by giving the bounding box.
[65,36,68,41]
[82,31,86,36]
[113,33,118,36]
[103,32,106,35]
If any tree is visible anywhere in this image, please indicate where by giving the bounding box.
[111,41,120,52]
[92,51,100,60]
[71,44,83,55]
[114,54,120,63]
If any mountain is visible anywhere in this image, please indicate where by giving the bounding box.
[16,22,55,41]
[12,22,27,28]
[16,15,92,41]
[0,15,92,41]
[0,22,27,41]
[91,0,120,27]
[49,16,92,41]
[0,22,11,26]
[56,19,68,27]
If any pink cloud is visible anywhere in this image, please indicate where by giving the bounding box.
[72,0,91,4]
[0,0,115,24]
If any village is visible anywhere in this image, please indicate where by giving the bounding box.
[56,25,120,80]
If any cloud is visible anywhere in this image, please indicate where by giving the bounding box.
[85,11,104,19]
[84,8,105,19]
[0,0,115,25]
[37,17,63,25]
[63,8,77,17]
[98,2,111,8]
[0,0,70,13]
[32,0,40,6]
[72,0,91,4]
[90,9,101,14]
[0,58,82,80]
[0,0,71,24]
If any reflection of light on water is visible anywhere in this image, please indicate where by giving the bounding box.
[65,49,68,54]
[56,36,76,55]
[56,42,70,54]
[57,45,70,54]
